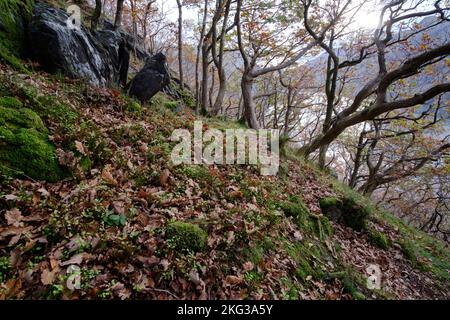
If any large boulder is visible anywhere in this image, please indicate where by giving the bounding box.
[127,53,171,103]
[28,2,128,86]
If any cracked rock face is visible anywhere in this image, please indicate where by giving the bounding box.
[29,3,123,86]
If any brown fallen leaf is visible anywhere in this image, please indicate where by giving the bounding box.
[60,253,84,266]
[75,140,87,156]
[243,261,254,272]
[159,169,171,187]
[224,275,243,286]
[5,208,24,227]
[228,190,243,199]
[112,201,125,215]
[136,255,160,266]
[101,165,118,186]
[37,187,50,197]
[41,268,58,285]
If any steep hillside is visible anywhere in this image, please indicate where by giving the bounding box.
[0,61,448,300]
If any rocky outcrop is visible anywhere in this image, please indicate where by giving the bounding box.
[29,2,129,86]
[127,53,171,103]
[27,3,176,102]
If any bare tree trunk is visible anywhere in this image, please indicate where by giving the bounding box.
[318,31,338,168]
[200,40,209,115]
[209,66,215,111]
[241,73,260,129]
[130,0,138,58]
[349,127,368,188]
[210,0,232,116]
[195,0,208,114]
[114,0,125,30]
[91,0,102,30]
[176,0,184,90]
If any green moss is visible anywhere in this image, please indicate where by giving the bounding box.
[279,201,310,218]
[0,106,47,133]
[34,95,79,132]
[125,100,142,114]
[0,127,64,182]
[342,197,370,231]
[368,229,390,250]
[0,96,64,181]
[176,165,220,189]
[399,239,415,262]
[79,156,92,172]
[325,270,366,300]
[164,101,178,111]
[312,215,334,240]
[166,221,208,253]
[283,240,325,281]
[319,197,341,209]
[319,196,370,231]
[0,0,34,72]
[278,200,333,239]
[0,96,23,109]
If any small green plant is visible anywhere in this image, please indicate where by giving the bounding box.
[0,256,11,283]
[103,213,127,227]
[368,229,390,250]
[46,284,64,299]
[125,100,142,114]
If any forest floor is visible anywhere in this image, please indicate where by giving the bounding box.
[0,63,449,300]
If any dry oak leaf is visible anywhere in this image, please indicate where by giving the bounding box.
[75,140,87,156]
[243,261,254,272]
[5,208,24,227]
[60,253,84,266]
[159,169,171,187]
[101,165,118,185]
[224,275,243,287]
[41,268,59,285]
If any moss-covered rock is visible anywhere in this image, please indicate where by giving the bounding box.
[0,96,23,109]
[0,0,33,72]
[0,127,64,181]
[166,221,208,253]
[341,197,370,231]
[0,105,47,132]
[319,197,343,222]
[0,102,64,182]
[319,196,370,231]
[279,201,310,218]
[279,200,334,239]
[319,197,341,209]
